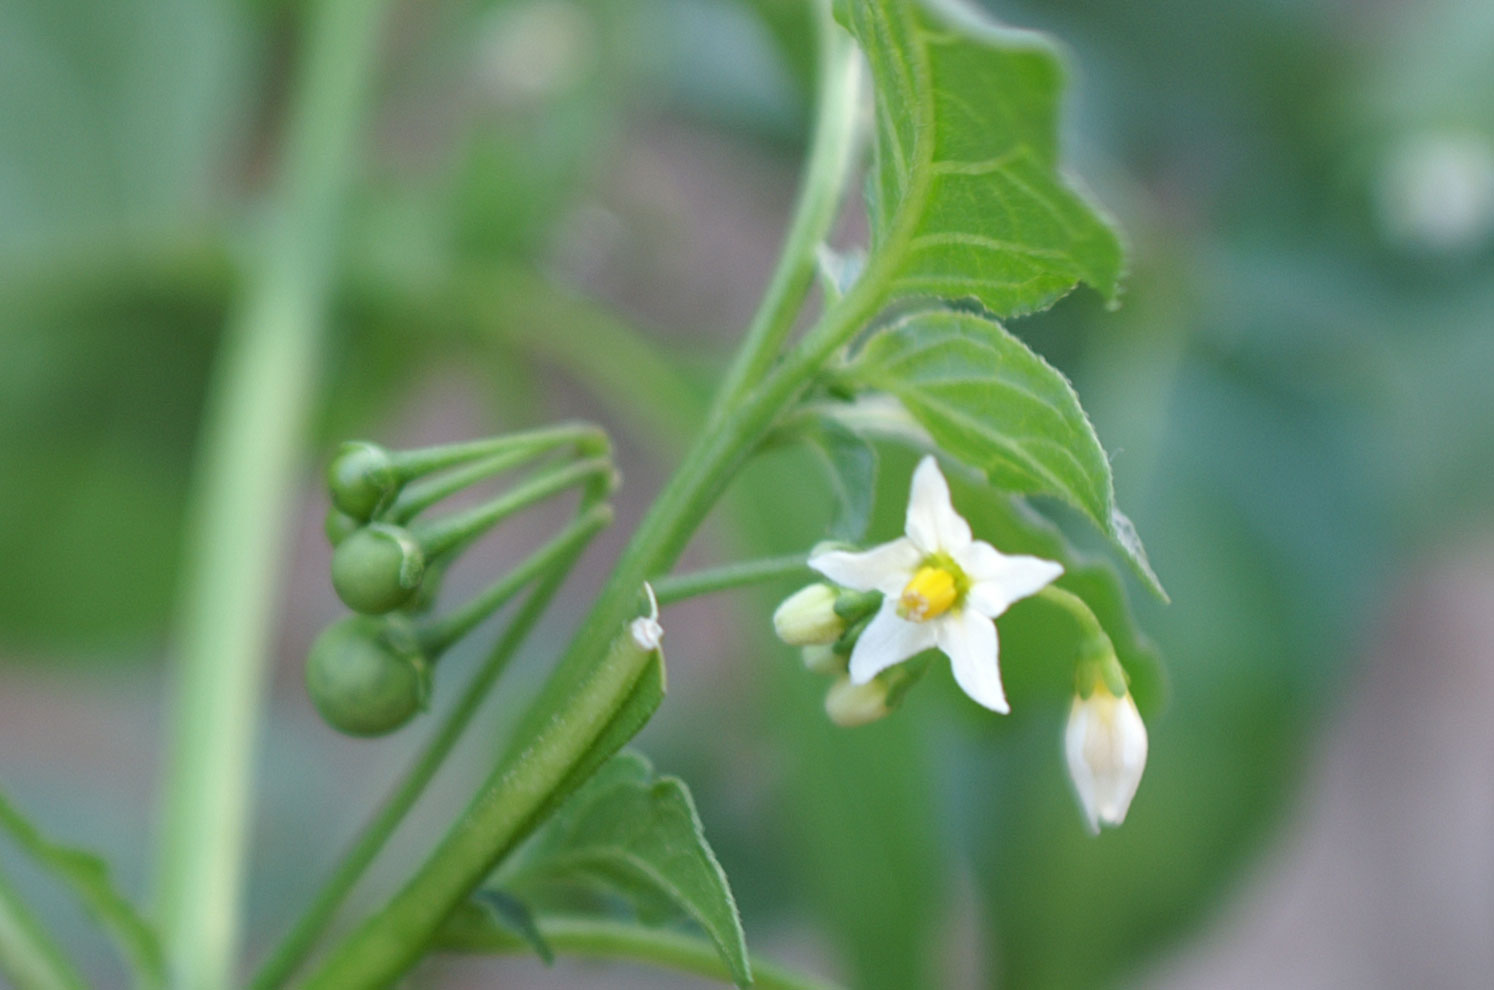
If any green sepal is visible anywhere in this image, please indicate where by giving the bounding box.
[833,589,883,624]
[878,652,932,709]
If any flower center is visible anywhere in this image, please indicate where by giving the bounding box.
[898,564,962,622]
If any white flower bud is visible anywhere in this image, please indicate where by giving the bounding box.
[801,644,848,676]
[824,676,890,727]
[773,583,844,646]
[1065,683,1148,833]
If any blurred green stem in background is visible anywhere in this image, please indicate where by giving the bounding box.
[150,0,392,987]
[445,914,845,990]
[0,865,86,990]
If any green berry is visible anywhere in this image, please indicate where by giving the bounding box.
[331,523,426,614]
[327,441,399,520]
[324,506,361,547]
[305,616,429,736]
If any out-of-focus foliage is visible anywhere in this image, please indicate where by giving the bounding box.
[0,792,164,987]
[2,0,1491,987]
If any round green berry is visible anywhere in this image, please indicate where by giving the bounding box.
[327,441,399,520]
[305,616,429,736]
[331,523,426,614]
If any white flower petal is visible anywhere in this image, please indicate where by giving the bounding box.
[810,538,922,595]
[937,608,1007,713]
[1064,700,1103,833]
[847,600,938,684]
[904,456,972,554]
[961,543,1064,617]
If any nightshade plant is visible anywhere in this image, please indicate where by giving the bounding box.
[0,0,1169,988]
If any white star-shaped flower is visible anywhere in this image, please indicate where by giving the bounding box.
[808,456,1063,713]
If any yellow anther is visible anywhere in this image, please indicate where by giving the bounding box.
[898,565,959,622]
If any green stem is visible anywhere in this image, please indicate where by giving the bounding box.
[0,865,86,990]
[1036,585,1112,655]
[298,6,883,984]
[421,505,613,655]
[447,915,844,990]
[413,457,615,559]
[652,554,811,606]
[389,447,540,522]
[391,421,606,482]
[151,1,391,987]
[707,0,863,427]
[248,516,606,990]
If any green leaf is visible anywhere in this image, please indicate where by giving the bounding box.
[507,752,752,988]
[0,792,165,988]
[846,308,1165,598]
[805,417,878,541]
[455,890,554,964]
[838,0,1124,317]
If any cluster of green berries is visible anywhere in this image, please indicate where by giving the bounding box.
[307,429,615,737]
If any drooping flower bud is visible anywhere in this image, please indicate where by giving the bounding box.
[773,583,844,646]
[1065,675,1148,833]
[824,676,891,727]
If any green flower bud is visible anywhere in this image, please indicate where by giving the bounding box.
[773,583,844,646]
[328,441,399,520]
[331,523,426,614]
[305,615,430,736]
[801,644,847,676]
[324,506,361,547]
[824,676,891,727]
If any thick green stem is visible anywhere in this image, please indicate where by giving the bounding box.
[447,915,844,990]
[653,554,811,606]
[707,0,863,426]
[248,523,603,990]
[298,6,883,984]
[0,865,86,990]
[300,231,888,990]
[151,1,390,987]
